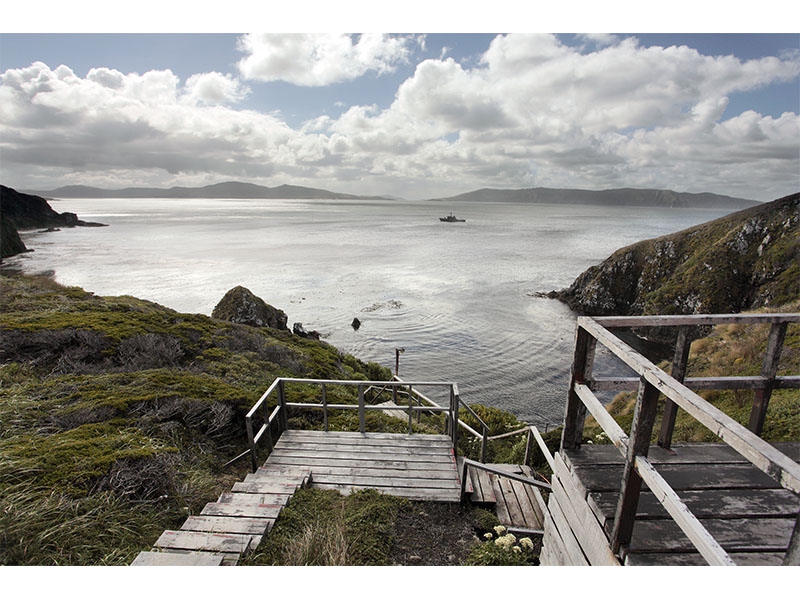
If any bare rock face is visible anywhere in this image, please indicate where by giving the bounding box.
[212,286,288,330]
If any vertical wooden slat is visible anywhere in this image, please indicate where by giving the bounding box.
[246,415,257,472]
[322,383,329,432]
[659,326,692,450]
[452,386,460,453]
[611,376,661,555]
[562,325,594,450]
[358,384,365,433]
[749,322,787,435]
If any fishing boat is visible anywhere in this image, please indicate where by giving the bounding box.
[439,213,466,222]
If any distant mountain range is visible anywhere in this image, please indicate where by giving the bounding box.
[27,181,389,201]
[429,187,760,209]
[26,181,760,210]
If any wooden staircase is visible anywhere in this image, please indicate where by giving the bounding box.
[460,459,548,532]
[131,466,312,566]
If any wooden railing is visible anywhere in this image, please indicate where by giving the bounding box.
[244,377,493,472]
[561,313,800,566]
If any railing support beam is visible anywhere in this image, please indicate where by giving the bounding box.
[611,376,661,555]
[659,325,693,451]
[749,322,787,435]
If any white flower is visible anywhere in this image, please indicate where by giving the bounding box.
[512,546,522,554]
[520,537,534,550]
[483,532,493,540]
[493,525,507,535]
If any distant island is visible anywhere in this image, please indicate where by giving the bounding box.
[23,181,760,210]
[428,187,759,210]
[25,181,391,201]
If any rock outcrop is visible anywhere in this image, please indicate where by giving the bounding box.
[552,193,799,317]
[211,286,289,330]
[0,185,107,260]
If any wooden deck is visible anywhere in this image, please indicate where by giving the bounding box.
[269,430,462,502]
[541,442,800,566]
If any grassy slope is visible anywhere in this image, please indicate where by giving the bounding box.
[0,272,394,565]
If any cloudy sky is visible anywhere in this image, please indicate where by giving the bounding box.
[1,6,798,201]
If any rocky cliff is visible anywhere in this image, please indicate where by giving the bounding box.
[553,192,799,316]
[0,185,107,260]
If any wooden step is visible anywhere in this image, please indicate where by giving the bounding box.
[153,530,257,554]
[131,550,225,566]
[181,515,274,535]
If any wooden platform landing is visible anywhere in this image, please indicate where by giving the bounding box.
[265,430,462,502]
[541,442,800,566]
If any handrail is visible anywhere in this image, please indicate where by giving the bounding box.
[460,458,551,502]
[561,313,800,565]
[245,377,466,471]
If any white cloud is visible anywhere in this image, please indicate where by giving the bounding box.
[236,33,420,86]
[183,72,250,105]
[1,34,798,202]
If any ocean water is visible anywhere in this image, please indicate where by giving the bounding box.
[7,197,734,427]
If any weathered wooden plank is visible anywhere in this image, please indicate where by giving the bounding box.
[590,313,800,328]
[154,530,255,554]
[625,551,786,566]
[590,488,800,524]
[305,473,460,489]
[552,452,621,566]
[267,452,456,468]
[564,443,764,466]
[571,462,782,493]
[311,483,460,502]
[490,474,512,525]
[181,515,274,535]
[131,550,224,566]
[540,511,569,566]
[496,477,527,527]
[268,461,458,482]
[273,441,454,456]
[456,457,474,495]
[200,502,282,519]
[627,517,795,553]
[471,467,497,504]
[546,478,590,565]
[231,480,301,494]
[217,492,292,506]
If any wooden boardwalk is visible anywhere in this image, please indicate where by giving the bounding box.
[541,443,800,566]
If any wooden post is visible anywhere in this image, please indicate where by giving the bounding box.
[524,427,534,466]
[263,395,273,453]
[562,324,595,450]
[480,426,488,464]
[407,385,414,434]
[278,379,288,433]
[322,383,329,432]
[451,386,460,454]
[748,322,787,435]
[611,376,661,555]
[358,384,365,433]
[658,326,692,451]
[246,415,258,472]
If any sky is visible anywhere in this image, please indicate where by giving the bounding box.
[1,3,799,202]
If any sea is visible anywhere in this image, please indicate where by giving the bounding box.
[6,197,736,428]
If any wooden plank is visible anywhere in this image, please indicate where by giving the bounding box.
[131,550,224,566]
[590,488,800,523]
[491,474,512,525]
[540,511,569,566]
[267,452,456,468]
[496,477,526,526]
[200,502,283,519]
[552,452,620,566]
[265,459,459,480]
[304,472,460,489]
[217,492,292,506]
[311,483,460,502]
[626,517,796,554]
[625,551,786,566]
[456,457,474,495]
[472,468,497,504]
[279,430,453,445]
[570,462,782,493]
[546,479,590,565]
[181,515,274,535]
[231,480,301,494]
[154,530,255,554]
[274,439,455,454]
